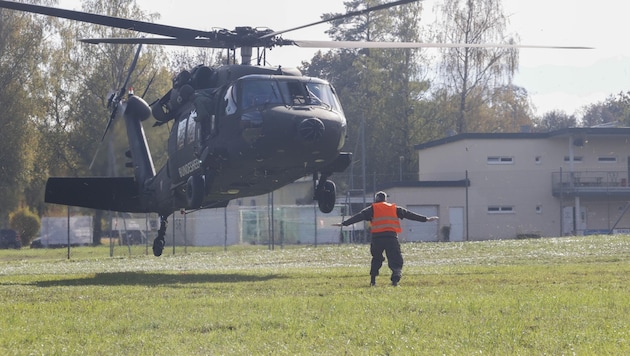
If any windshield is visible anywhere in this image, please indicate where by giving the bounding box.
[240,80,284,111]
[277,80,342,112]
[234,77,343,113]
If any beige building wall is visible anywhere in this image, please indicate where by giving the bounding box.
[399,130,630,240]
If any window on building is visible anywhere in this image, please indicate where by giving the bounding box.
[487,156,513,165]
[488,206,514,214]
[564,156,583,163]
[598,156,617,163]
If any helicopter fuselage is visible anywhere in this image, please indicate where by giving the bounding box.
[141,66,351,214]
[45,65,351,217]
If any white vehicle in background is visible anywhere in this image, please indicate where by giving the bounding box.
[39,216,93,248]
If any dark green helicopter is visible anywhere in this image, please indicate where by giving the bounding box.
[0,0,589,256]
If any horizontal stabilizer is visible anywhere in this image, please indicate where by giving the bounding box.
[45,177,144,212]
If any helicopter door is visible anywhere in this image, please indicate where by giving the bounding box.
[168,105,202,183]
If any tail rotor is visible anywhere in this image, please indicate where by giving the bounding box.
[89,44,143,170]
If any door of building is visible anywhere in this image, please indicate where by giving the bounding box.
[448,207,465,242]
[562,206,587,235]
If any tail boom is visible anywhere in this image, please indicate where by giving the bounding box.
[45,177,148,213]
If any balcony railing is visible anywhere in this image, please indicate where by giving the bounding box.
[552,170,630,197]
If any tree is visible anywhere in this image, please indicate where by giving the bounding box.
[478,85,535,132]
[434,0,519,134]
[581,91,630,127]
[0,2,50,222]
[169,47,229,70]
[303,0,428,187]
[534,110,577,132]
[35,0,168,178]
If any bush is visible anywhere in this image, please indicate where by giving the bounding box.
[9,208,40,246]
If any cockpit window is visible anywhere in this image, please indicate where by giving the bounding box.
[241,80,283,111]
[306,82,342,112]
[234,77,343,113]
[281,81,307,105]
[278,80,342,112]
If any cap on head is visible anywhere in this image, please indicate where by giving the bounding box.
[374,191,387,202]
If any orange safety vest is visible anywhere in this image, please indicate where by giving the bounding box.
[371,202,402,234]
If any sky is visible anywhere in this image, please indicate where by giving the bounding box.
[55,0,630,117]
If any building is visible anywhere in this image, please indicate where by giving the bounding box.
[380,128,630,241]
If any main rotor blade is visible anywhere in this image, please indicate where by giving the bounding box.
[293,40,595,50]
[261,0,421,38]
[0,0,206,39]
[81,37,594,51]
[80,37,233,48]
[81,34,296,48]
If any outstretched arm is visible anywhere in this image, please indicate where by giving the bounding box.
[397,207,439,222]
[332,206,373,226]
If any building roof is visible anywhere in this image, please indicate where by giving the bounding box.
[378,180,470,190]
[414,127,630,151]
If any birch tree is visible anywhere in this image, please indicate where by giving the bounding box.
[435,0,519,134]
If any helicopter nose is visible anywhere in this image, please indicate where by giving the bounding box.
[298,117,325,141]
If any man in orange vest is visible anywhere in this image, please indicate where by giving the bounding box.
[333,191,439,286]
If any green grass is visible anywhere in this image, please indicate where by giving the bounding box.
[2,235,630,355]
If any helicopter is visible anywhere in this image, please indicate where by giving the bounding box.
[0,0,589,256]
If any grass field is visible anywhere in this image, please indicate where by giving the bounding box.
[1,235,630,355]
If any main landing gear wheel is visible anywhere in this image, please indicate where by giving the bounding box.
[186,175,204,209]
[317,180,336,214]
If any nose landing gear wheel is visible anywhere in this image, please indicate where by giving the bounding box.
[317,180,336,214]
